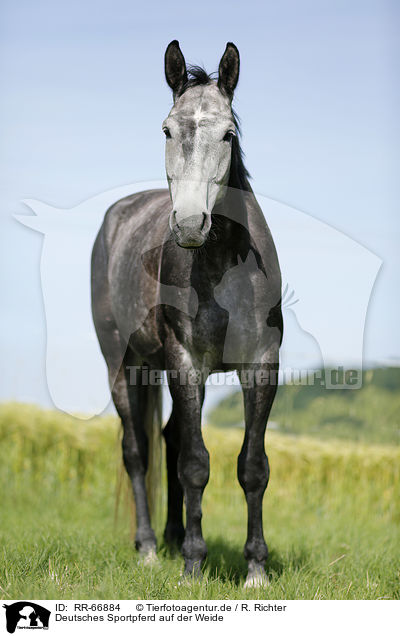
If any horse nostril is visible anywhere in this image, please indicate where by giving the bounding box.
[200,213,207,231]
[171,210,179,228]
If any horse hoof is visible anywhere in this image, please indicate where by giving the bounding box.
[177,560,203,584]
[139,547,158,565]
[244,573,269,588]
[177,571,202,586]
[244,566,269,588]
[177,575,191,587]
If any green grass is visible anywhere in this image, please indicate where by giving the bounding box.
[0,402,399,599]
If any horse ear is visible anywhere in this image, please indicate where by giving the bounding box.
[218,42,240,99]
[165,40,188,97]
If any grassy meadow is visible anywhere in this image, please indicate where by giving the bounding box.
[0,379,399,600]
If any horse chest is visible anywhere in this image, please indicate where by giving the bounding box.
[162,294,228,367]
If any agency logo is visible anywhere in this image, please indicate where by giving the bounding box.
[2,603,51,633]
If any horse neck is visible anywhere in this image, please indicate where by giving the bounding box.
[211,185,253,259]
[227,135,252,192]
[218,138,254,246]
[198,143,254,262]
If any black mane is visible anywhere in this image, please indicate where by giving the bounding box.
[229,110,251,192]
[179,65,251,192]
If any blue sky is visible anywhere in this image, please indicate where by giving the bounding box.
[0,0,399,409]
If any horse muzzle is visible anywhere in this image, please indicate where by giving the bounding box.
[170,211,211,248]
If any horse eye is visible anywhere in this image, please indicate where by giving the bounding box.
[223,130,235,142]
[163,127,171,139]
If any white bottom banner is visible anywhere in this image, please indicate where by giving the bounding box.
[1,600,398,635]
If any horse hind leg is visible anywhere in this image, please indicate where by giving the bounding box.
[162,409,185,548]
[111,352,157,560]
[91,245,157,559]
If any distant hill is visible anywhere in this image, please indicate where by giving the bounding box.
[207,367,400,445]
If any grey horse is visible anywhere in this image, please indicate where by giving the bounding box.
[91,40,282,587]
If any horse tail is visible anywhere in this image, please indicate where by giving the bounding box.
[144,383,163,526]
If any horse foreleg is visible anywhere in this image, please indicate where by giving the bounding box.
[168,376,208,576]
[238,372,277,587]
[162,409,185,547]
